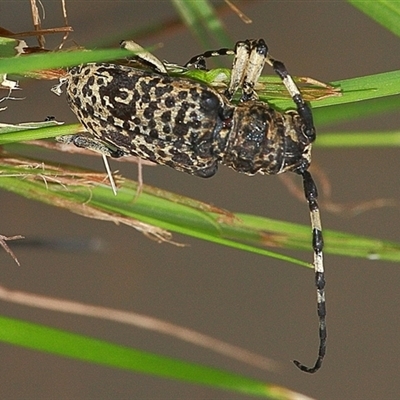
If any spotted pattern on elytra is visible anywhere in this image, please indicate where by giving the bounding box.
[66,62,312,178]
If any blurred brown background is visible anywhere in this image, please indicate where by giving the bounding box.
[1,1,400,399]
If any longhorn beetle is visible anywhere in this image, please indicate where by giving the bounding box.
[62,39,326,373]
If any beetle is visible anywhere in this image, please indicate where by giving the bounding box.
[61,39,326,373]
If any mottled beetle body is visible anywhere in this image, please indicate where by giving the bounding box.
[63,39,326,374]
[66,63,312,178]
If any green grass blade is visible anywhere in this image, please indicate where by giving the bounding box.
[270,71,400,129]
[7,121,400,148]
[0,47,133,75]
[1,153,400,264]
[328,70,400,105]
[272,70,400,110]
[185,0,231,47]
[183,68,400,111]
[313,96,400,126]
[348,0,400,38]
[0,123,81,144]
[171,0,231,49]
[316,131,400,148]
[0,158,307,267]
[238,214,400,263]
[0,316,305,399]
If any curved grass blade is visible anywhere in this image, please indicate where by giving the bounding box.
[0,316,312,399]
[0,154,307,267]
[348,0,400,38]
[0,153,400,265]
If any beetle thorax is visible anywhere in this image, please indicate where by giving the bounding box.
[221,102,312,176]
